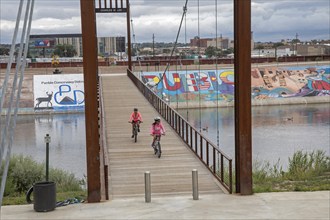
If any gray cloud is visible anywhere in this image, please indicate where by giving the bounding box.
[0,0,329,44]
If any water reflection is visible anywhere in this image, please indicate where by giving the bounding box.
[178,103,330,169]
[13,113,86,179]
[12,104,329,176]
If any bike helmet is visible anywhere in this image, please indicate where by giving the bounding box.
[134,108,138,111]
[154,116,161,122]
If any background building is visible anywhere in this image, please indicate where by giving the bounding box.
[207,37,230,50]
[28,34,126,58]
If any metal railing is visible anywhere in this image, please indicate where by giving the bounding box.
[127,69,233,193]
[98,76,109,200]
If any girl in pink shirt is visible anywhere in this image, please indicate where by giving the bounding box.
[129,108,142,138]
[150,116,166,146]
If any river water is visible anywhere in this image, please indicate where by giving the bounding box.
[12,104,329,178]
[178,103,330,169]
[12,113,86,179]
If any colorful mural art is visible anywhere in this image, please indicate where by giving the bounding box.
[141,66,330,102]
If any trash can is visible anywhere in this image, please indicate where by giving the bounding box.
[26,181,56,212]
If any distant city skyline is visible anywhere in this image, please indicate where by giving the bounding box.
[0,0,329,44]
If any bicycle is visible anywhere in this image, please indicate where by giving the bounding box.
[152,134,163,158]
[129,120,141,142]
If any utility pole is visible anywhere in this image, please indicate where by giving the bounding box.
[295,33,299,56]
[152,34,155,58]
[220,34,223,57]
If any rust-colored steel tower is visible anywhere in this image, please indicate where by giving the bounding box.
[234,0,252,195]
[80,0,132,202]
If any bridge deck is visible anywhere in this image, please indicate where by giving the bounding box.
[101,73,223,199]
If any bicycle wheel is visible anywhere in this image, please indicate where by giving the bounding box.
[134,127,138,142]
[157,142,161,158]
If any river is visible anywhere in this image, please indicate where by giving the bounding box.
[12,113,86,179]
[12,103,329,178]
[178,103,330,169]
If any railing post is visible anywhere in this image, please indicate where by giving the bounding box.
[190,127,192,147]
[213,148,216,174]
[192,169,199,200]
[229,160,233,194]
[206,142,209,166]
[144,171,151,203]
[182,120,185,139]
[175,114,178,132]
[186,123,189,144]
[221,155,224,182]
[195,131,197,153]
[200,137,203,159]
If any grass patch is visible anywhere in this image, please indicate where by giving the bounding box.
[1,154,86,205]
[253,150,330,193]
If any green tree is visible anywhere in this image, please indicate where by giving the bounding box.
[273,42,284,59]
[53,44,77,57]
[205,46,217,58]
[222,48,234,56]
[291,38,300,44]
[132,47,140,56]
[0,47,10,55]
[255,45,264,57]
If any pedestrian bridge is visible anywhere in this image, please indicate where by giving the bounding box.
[99,71,232,199]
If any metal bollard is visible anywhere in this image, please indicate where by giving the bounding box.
[144,171,151,203]
[192,169,199,200]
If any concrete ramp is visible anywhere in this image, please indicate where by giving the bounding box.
[101,74,223,199]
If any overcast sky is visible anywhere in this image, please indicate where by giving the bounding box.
[0,0,329,44]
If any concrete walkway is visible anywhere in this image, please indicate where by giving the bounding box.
[1,191,329,219]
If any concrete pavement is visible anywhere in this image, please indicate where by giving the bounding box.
[1,191,329,219]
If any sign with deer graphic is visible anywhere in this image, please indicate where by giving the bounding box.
[35,91,53,109]
[34,74,85,112]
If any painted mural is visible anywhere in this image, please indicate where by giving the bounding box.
[141,65,330,102]
[34,74,85,112]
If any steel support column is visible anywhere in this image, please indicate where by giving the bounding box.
[234,0,252,195]
[80,0,101,202]
[126,0,132,71]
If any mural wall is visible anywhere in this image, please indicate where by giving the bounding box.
[33,74,84,112]
[141,66,330,102]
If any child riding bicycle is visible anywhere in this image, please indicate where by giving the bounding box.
[129,108,143,138]
[150,116,166,149]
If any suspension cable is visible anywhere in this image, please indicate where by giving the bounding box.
[185,8,189,121]
[130,19,143,74]
[0,0,24,117]
[215,0,220,147]
[0,0,35,206]
[185,64,189,120]
[198,0,202,132]
[0,0,24,168]
[175,60,178,110]
[155,0,188,88]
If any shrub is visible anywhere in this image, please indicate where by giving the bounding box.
[3,155,44,194]
[49,168,83,192]
[287,150,330,180]
[0,154,84,196]
[253,158,283,182]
